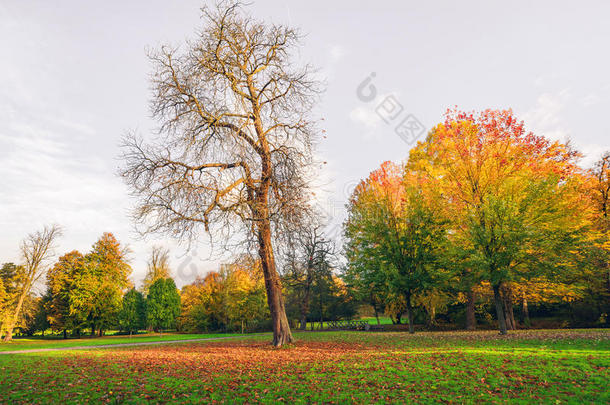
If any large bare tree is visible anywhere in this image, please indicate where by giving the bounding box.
[120,2,321,346]
[3,224,62,341]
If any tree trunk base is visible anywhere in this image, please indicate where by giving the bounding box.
[466,288,476,331]
[493,284,508,335]
[272,329,294,347]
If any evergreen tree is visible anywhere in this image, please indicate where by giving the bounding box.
[118,288,145,336]
[146,278,180,333]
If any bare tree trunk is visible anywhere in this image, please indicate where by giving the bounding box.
[258,218,293,347]
[4,225,62,342]
[466,288,476,330]
[502,285,516,330]
[406,294,415,334]
[493,284,508,335]
[299,283,311,330]
[374,305,380,325]
[522,296,530,327]
[507,305,514,330]
[605,264,610,327]
[503,295,513,330]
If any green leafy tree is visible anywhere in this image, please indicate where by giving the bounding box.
[22,296,49,337]
[118,288,146,336]
[344,162,447,333]
[70,233,132,336]
[343,244,392,326]
[146,278,180,333]
[46,251,85,337]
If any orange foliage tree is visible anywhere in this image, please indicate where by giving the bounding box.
[408,108,596,334]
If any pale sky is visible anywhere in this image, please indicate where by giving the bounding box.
[1,0,609,288]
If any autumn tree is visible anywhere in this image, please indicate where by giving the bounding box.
[0,278,6,332]
[118,288,146,336]
[3,225,62,341]
[584,152,610,324]
[178,256,269,333]
[141,246,172,296]
[45,250,85,337]
[120,2,321,346]
[408,109,594,334]
[178,272,225,332]
[146,277,181,333]
[222,256,268,333]
[0,263,22,339]
[344,162,447,333]
[591,152,610,223]
[178,278,208,332]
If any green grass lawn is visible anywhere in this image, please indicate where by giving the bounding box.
[0,332,244,352]
[0,329,608,404]
[360,316,395,325]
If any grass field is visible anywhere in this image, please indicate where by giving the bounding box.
[0,332,244,352]
[305,316,394,329]
[0,329,608,404]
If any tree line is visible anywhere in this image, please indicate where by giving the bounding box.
[0,226,357,339]
[0,234,180,340]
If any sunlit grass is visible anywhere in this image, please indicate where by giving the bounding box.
[0,332,246,352]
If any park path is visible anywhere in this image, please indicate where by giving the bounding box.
[0,334,269,355]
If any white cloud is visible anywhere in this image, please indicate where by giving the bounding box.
[349,105,382,129]
[520,89,571,141]
[519,90,606,168]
